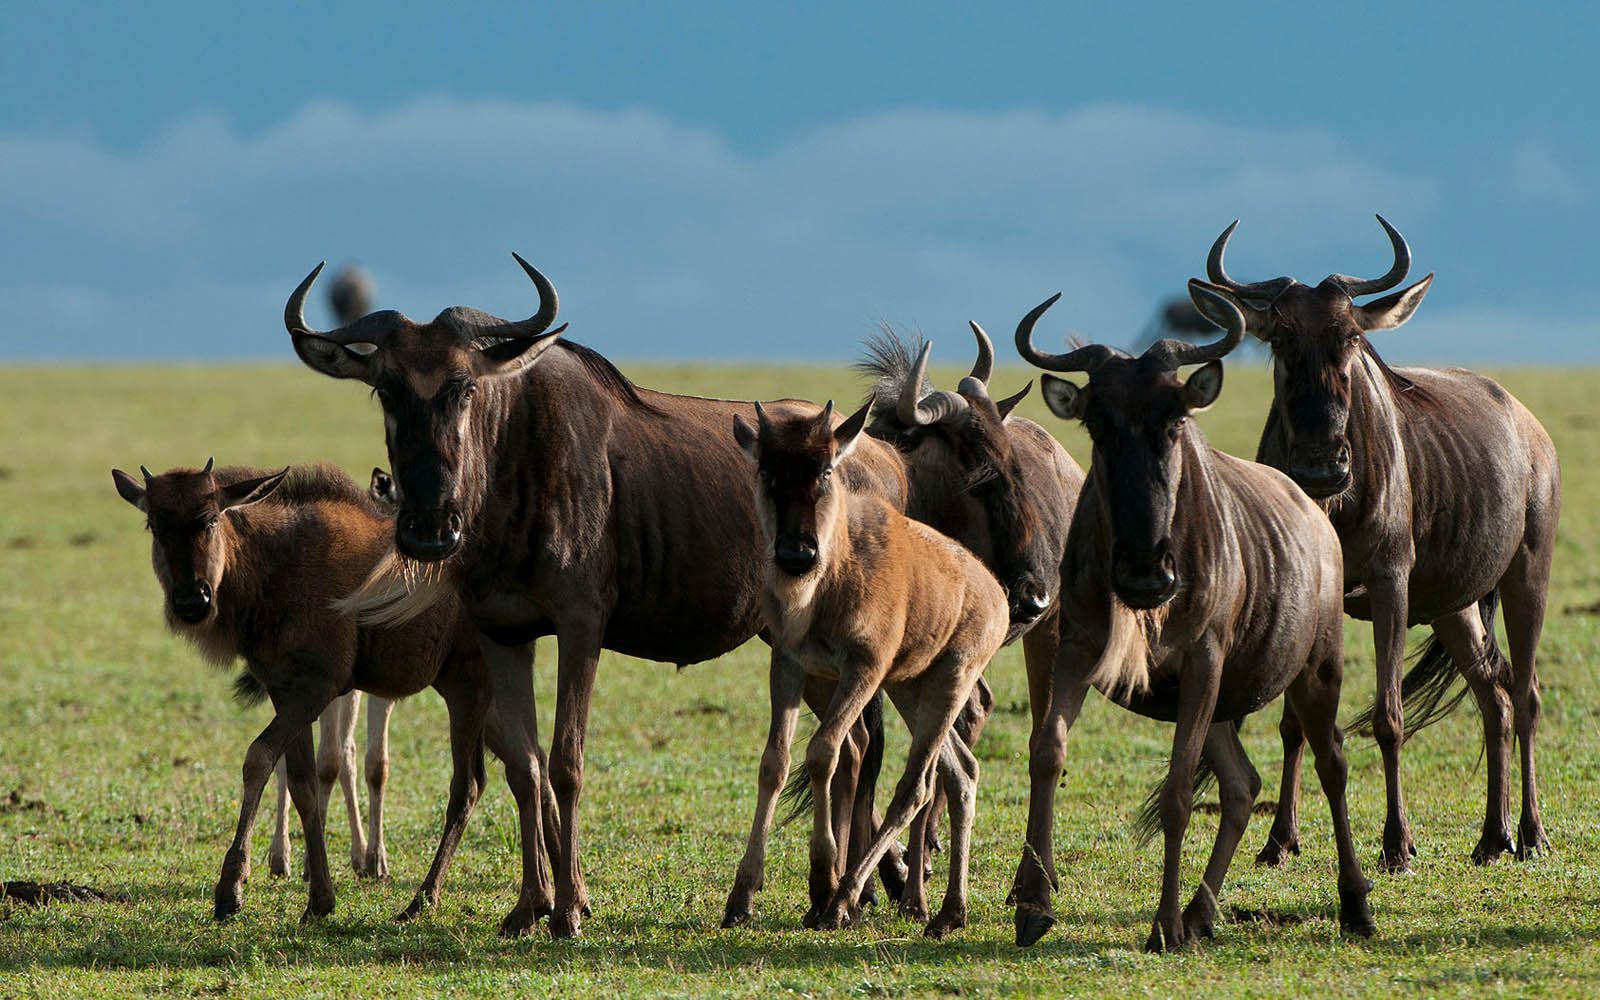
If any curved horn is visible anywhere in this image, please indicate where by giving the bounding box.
[1326,214,1411,297]
[140,465,153,481]
[504,253,561,338]
[284,262,327,335]
[1013,293,1117,374]
[967,321,994,386]
[1143,280,1245,368]
[897,342,971,426]
[1206,221,1295,300]
[202,457,214,476]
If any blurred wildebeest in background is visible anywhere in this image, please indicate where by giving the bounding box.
[1137,293,1266,359]
[1202,217,1561,871]
[1010,283,1374,951]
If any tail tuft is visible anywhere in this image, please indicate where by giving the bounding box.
[231,672,269,707]
[1346,591,1500,741]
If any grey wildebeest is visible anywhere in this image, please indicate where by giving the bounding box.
[1201,217,1561,869]
[731,399,1009,938]
[1009,283,1375,951]
[281,257,1066,937]
[111,461,553,927]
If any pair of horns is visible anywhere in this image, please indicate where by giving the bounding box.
[284,254,561,345]
[1208,214,1411,300]
[139,457,213,480]
[896,321,1026,426]
[1015,283,1245,376]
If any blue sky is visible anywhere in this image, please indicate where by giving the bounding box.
[3,1,1596,363]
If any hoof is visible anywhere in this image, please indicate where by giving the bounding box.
[360,849,390,881]
[499,905,539,938]
[1339,907,1376,939]
[300,897,334,924]
[1471,831,1515,866]
[897,897,929,922]
[877,854,909,904]
[213,883,244,922]
[1182,899,1217,941]
[1144,921,1185,954]
[1515,822,1551,861]
[1014,903,1055,948]
[1254,837,1300,868]
[549,905,584,939]
[394,896,430,924]
[722,881,757,928]
[924,905,966,940]
[812,904,849,931]
[268,855,289,879]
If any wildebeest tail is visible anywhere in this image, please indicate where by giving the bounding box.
[1347,591,1501,741]
[777,690,887,827]
[232,672,269,707]
[1132,744,1220,847]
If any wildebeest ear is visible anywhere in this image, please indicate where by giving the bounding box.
[1353,273,1433,332]
[111,469,147,512]
[220,467,290,511]
[369,468,396,503]
[995,380,1032,421]
[1182,360,1224,412]
[1039,374,1086,421]
[832,399,873,462]
[1188,279,1270,339]
[732,413,760,462]
[291,330,378,382]
[473,324,568,379]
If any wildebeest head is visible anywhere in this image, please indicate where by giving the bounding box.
[1018,282,1242,610]
[1200,216,1434,498]
[284,256,566,562]
[111,460,289,625]
[860,325,1050,627]
[733,399,872,578]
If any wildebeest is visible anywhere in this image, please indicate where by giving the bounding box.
[1009,283,1375,951]
[281,257,1068,936]
[731,399,1009,938]
[1201,217,1561,869]
[841,326,1082,914]
[110,461,552,927]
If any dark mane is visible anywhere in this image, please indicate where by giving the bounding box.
[556,340,656,411]
[853,325,933,424]
[1358,335,1427,399]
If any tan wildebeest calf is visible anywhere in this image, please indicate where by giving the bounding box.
[730,399,1009,939]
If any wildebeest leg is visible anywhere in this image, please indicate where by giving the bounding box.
[919,678,993,866]
[820,664,980,931]
[803,675,866,892]
[1006,610,1059,907]
[1255,701,1305,866]
[548,621,604,939]
[215,700,326,921]
[925,733,980,940]
[722,650,806,927]
[1182,722,1260,941]
[900,795,932,922]
[1146,647,1222,954]
[397,675,491,922]
[316,690,367,876]
[804,669,887,930]
[268,760,291,878]
[1285,660,1375,937]
[479,634,554,936]
[1370,572,1417,871]
[363,695,394,879]
[1502,535,1554,858]
[1014,640,1092,948]
[1433,607,1513,864]
[282,715,337,922]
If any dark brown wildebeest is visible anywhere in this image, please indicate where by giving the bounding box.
[1202,217,1561,870]
[111,461,552,927]
[282,257,1068,937]
[1010,283,1375,951]
[731,399,1009,938]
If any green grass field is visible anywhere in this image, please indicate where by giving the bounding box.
[2,359,1597,998]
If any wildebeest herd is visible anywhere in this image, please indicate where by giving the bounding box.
[111,217,1560,952]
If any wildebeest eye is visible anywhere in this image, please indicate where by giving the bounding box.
[462,381,477,401]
